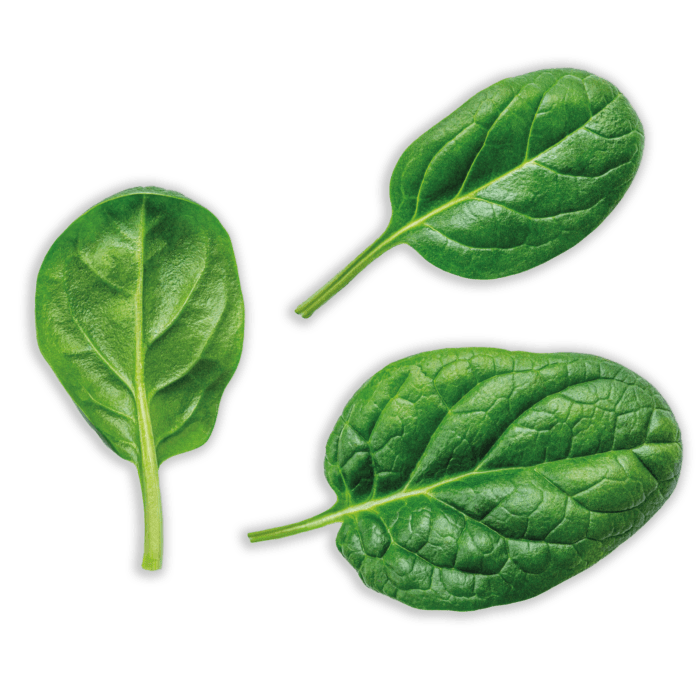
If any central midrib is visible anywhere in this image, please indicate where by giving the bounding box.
[134,197,158,470]
[312,448,641,533]
[377,92,623,252]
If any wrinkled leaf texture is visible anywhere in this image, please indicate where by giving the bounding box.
[36,187,243,567]
[250,349,680,612]
[296,68,644,317]
[391,69,643,276]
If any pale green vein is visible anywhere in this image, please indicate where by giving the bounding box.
[534,159,631,179]
[414,124,484,215]
[76,248,130,296]
[154,393,204,445]
[62,257,135,395]
[365,369,415,501]
[421,221,527,251]
[146,295,228,402]
[472,196,604,222]
[146,245,209,348]
[456,85,525,197]
[335,418,364,499]
[134,196,158,468]
[524,74,570,160]
[402,363,583,489]
[423,492,562,551]
[584,126,643,140]
[81,384,135,425]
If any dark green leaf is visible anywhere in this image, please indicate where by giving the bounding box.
[296,69,644,317]
[249,349,681,611]
[36,187,244,569]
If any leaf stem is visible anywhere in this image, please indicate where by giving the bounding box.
[138,451,163,570]
[295,234,396,318]
[248,507,342,543]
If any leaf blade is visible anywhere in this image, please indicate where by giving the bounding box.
[251,349,681,612]
[36,187,244,567]
[37,188,244,463]
[296,69,644,316]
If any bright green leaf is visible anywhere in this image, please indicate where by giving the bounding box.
[36,187,244,570]
[296,69,644,317]
[249,349,681,611]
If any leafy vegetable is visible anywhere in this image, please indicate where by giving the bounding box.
[36,187,244,570]
[249,349,680,611]
[296,68,644,317]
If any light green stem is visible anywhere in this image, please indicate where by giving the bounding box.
[138,451,163,570]
[248,507,341,543]
[295,235,397,318]
[135,357,162,569]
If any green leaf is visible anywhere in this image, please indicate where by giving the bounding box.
[36,187,244,570]
[249,349,681,611]
[296,69,644,317]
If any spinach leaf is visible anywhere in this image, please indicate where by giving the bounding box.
[296,68,644,317]
[36,187,244,570]
[249,349,680,611]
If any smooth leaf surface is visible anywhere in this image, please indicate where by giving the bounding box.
[36,187,244,569]
[296,68,644,317]
[249,349,681,611]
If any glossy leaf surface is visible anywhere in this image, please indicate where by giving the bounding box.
[250,349,681,611]
[36,187,244,569]
[296,68,644,317]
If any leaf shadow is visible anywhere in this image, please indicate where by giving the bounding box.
[18,173,258,587]
[231,333,695,627]
[278,54,657,335]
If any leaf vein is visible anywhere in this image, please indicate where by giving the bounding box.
[147,245,209,348]
[76,248,130,295]
[533,159,630,179]
[147,300,228,402]
[472,196,604,222]
[523,74,571,160]
[62,258,135,395]
[457,84,526,196]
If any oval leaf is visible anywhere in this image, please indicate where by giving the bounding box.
[296,68,644,317]
[36,187,244,569]
[249,349,681,611]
